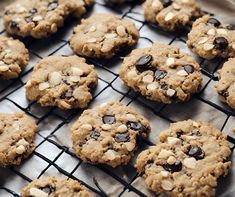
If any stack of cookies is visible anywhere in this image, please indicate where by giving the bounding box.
[0,0,234,197]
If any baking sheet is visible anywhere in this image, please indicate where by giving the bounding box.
[0,0,235,196]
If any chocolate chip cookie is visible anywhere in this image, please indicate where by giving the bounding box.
[187,15,235,59]
[120,43,203,104]
[143,0,201,31]
[70,13,139,59]
[0,112,37,167]
[71,102,151,168]
[136,120,231,197]
[0,36,29,80]
[21,176,92,197]
[215,58,235,109]
[25,55,98,110]
[3,0,94,39]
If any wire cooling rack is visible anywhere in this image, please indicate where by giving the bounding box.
[0,0,235,196]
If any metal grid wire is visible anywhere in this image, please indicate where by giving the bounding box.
[0,0,235,196]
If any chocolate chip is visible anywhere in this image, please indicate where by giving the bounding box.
[160,82,168,90]
[4,10,10,15]
[127,121,147,133]
[227,24,235,30]
[190,130,201,136]
[188,146,205,160]
[146,159,154,167]
[220,89,229,97]
[103,115,116,124]
[90,131,100,140]
[176,131,183,138]
[207,18,221,27]
[30,8,37,14]
[40,185,55,194]
[184,65,194,74]
[10,21,17,28]
[163,160,182,173]
[136,54,153,72]
[114,133,130,143]
[146,159,154,164]
[48,1,58,10]
[160,0,172,7]
[213,37,229,50]
[155,70,167,80]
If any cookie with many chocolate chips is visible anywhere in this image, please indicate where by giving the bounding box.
[70,13,139,59]
[3,0,94,39]
[215,58,235,109]
[0,112,37,167]
[120,43,203,104]
[71,102,150,168]
[21,176,92,197]
[143,0,201,31]
[187,15,235,59]
[0,36,29,80]
[25,55,98,109]
[136,120,231,197]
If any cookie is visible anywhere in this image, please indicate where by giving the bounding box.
[136,120,231,197]
[70,13,139,59]
[0,36,29,80]
[71,102,151,168]
[21,176,92,197]
[120,43,203,104]
[143,0,201,31]
[215,58,235,109]
[25,55,98,110]
[187,15,235,59]
[3,0,94,39]
[0,112,37,167]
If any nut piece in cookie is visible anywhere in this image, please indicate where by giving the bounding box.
[25,55,98,109]
[120,43,203,104]
[70,13,139,59]
[0,112,37,167]
[71,102,151,167]
[215,58,235,109]
[143,0,201,31]
[3,0,95,39]
[187,15,235,59]
[136,120,231,197]
[21,176,92,197]
[0,36,29,80]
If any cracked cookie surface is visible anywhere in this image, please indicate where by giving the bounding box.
[0,112,37,167]
[187,15,235,59]
[3,0,94,39]
[143,0,201,31]
[215,58,235,109]
[21,176,92,197]
[120,43,203,104]
[0,36,29,80]
[70,13,139,59]
[25,55,98,109]
[136,120,231,197]
[71,102,150,168]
